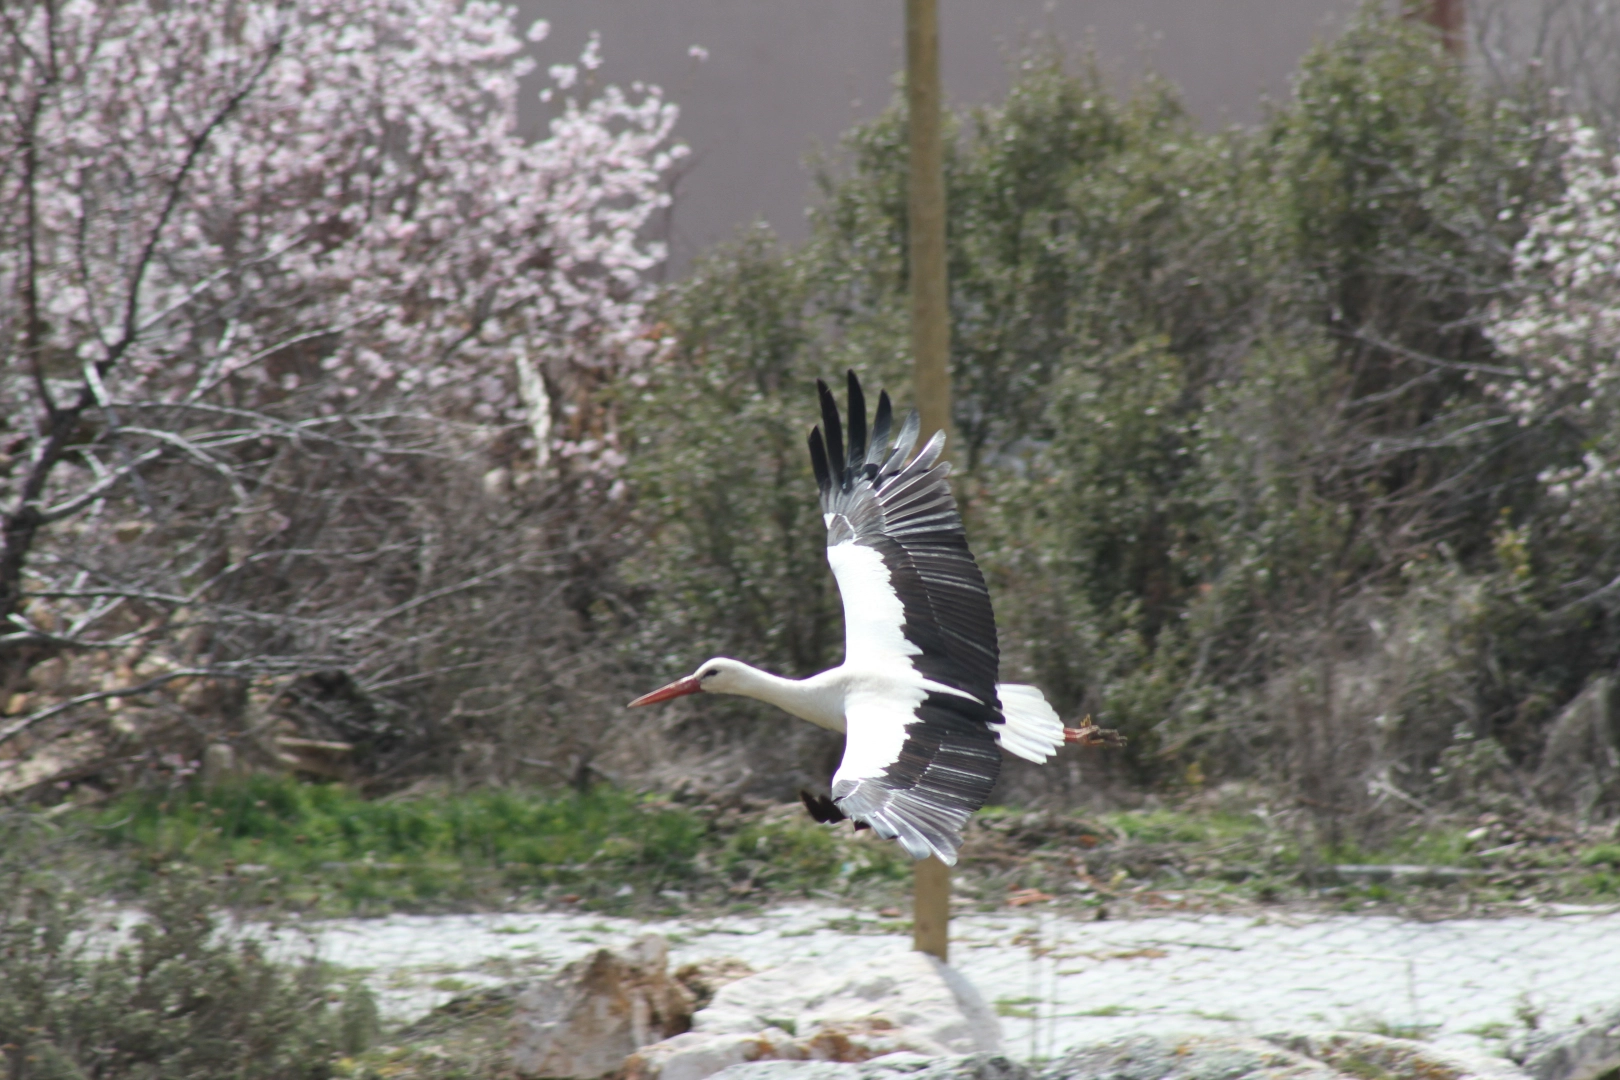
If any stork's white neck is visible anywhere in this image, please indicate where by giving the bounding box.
[716,664,846,733]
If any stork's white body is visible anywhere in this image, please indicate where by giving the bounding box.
[629,373,1071,865]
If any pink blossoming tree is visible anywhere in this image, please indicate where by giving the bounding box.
[1488,122,1620,506]
[0,0,679,770]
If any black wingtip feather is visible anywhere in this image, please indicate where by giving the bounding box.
[869,391,893,468]
[809,426,830,495]
[845,370,867,475]
[817,380,844,488]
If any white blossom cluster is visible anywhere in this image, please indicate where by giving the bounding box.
[0,0,681,479]
[1487,121,1620,501]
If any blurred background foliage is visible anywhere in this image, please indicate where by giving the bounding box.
[5,7,1619,834]
[623,12,1619,825]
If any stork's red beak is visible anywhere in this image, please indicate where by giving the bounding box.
[627,675,703,708]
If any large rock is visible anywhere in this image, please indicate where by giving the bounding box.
[626,1030,805,1080]
[708,1052,1030,1080]
[510,934,696,1078]
[1043,1033,1529,1080]
[1268,1033,1529,1080]
[1532,677,1620,818]
[1514,1003,1620,1080]
[1043,1035,1341,1080]
[696,950,1002,1054]
[624,951,1002,1080]
[704,1039,1534,1080]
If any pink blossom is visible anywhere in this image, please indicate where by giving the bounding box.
[0,0,682,479]
[1486,120,1620,500]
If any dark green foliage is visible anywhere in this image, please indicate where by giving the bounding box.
[625,230,841,682]
[722,817,908,892]
[0,820,357,1079]
[627,11,1600,820]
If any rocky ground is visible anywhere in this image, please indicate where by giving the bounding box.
[255,896,1620,1080]
[21,779,1620,1079]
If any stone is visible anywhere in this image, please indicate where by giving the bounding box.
[1514,1003,1620,1080]
[695,950,1002,1054]
[1268,1033,1530,1080]
[708,1052,1032,1080]
[1532,677,1620,819]
[0,729,106,797]
[904,1054,1033,1080]
[855,1055,946,1080]
[510,934,696,1079]
[716,1063,864,1080]
[857,1052,940,1077]
[625,1030,797,1080]
[696,1036,1536,1080]
[1044,1034,1341,1080]
[676,958,760,1010]
[624,951,1003,1080]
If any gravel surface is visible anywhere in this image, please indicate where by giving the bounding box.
[263,901,1620,1060]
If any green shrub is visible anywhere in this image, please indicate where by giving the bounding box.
[723,820,843,890]
[0,821,358,1079]
[715,817,910,892]
[626,10,1588,822]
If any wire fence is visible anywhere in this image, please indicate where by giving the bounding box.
[255,900,1620,1061]
[951,906,1620,1059]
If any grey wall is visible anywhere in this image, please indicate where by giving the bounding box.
[516,2,1366,271]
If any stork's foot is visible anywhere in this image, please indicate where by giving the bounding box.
[1063,717,1127,749]
[800,789,847,824]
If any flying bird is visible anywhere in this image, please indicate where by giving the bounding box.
[629,372,1116,865]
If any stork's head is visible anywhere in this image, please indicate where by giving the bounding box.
[626,657,749,707]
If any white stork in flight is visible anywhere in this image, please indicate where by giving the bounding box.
[629,372,1115,865]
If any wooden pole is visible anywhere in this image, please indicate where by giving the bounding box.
[912,853,951,961]
[906,0,952,964]
[1431,0,1464,57]
[907,0,951,451]
[1408,0,1464,57]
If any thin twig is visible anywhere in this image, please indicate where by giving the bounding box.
[0,667,211,746]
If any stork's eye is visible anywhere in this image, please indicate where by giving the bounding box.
[701,668,719,679]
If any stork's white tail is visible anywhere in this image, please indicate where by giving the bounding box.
[994,683,1065,762]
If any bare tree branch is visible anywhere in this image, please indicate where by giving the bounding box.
[0,667,211,746]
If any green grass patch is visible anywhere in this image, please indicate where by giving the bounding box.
[1319,824,1480,869]
[1351,1018,1439,1041]
[1100,809,1257,845]
[1578,870,1620,897]
[1395,827,1478,867]
[1579,844,1620,868]
[80,776,713,913]
[67,775,914,915]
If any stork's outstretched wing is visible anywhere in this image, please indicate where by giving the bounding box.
[808,371,1003,864]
